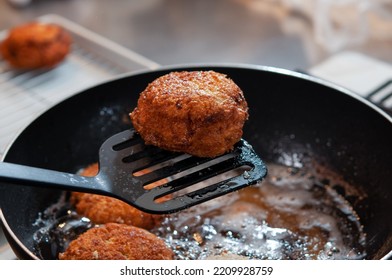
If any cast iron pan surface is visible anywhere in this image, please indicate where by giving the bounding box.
[0,65,391,259]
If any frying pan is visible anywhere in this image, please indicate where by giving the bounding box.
[0,64,391,260]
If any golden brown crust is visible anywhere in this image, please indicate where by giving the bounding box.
[71,163,164,230]
[59,223,174,260]
[130,71,248,157]
[72,193,164,229]
[0,22,72,69]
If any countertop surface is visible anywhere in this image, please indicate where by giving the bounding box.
[1,0,391,71]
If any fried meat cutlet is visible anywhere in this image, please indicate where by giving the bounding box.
[71,163,165,230]
[130,71,249,158]
[0,22,72,69]
[59,223,174,260]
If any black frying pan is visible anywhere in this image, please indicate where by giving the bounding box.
[1,65,391,259]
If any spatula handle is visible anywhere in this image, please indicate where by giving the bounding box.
[0,161,99,193]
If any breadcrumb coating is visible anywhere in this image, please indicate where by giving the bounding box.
[0,22,71,69]
[59,223,174,260]
[71,163,165,230]
[130,71,248,157]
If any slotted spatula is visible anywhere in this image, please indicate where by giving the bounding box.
[0,129,267,214]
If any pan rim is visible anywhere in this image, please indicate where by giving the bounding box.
[1,62,391,162]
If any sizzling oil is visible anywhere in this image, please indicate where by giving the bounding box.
[152,163,366,260]
[33,163,366,260]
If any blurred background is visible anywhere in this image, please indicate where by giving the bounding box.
[1,0,392,70]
